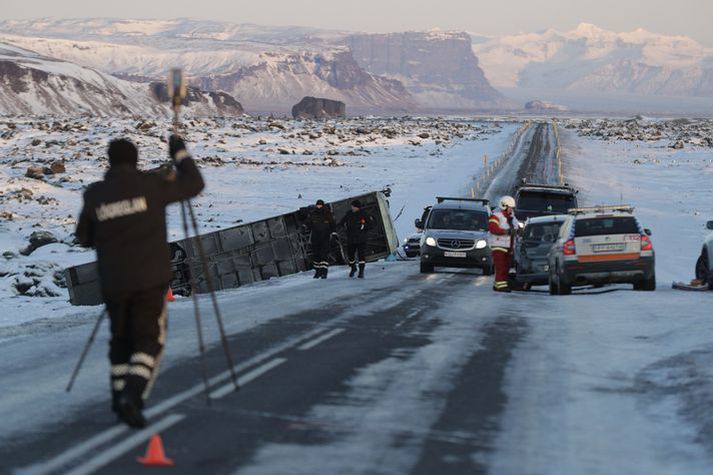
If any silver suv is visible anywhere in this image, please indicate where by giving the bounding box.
[418,197,492,274]
[547,205,655,294]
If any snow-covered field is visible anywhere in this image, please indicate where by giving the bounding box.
[0,116,512,328]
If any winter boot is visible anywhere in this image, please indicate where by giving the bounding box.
[349,265,357,278]
[321,267,328,279]
[313,268,321,279]
[358,264,365,279]
[115,393,147,429]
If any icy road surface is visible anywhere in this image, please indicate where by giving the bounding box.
[1,118,713,474]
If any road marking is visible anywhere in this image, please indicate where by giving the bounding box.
[63,414,185,475]
[394,310,421,329]
[210,357,287,399]
[146,324,339,417]
[23,289,411,473]
[297,328,345,350]
[16,425,128,475]
[474,276,488,287]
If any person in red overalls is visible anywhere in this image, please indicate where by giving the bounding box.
[488,196,520,292]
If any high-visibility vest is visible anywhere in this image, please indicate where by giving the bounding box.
[488,210,519,251]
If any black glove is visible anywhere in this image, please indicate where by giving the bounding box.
[169,134,186,161]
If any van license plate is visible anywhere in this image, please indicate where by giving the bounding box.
[444,251,467,258]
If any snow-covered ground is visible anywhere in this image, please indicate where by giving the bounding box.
[0,116,511,328]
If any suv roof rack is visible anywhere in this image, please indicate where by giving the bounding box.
[518,181,576,191]
[568,205,634,215]
[436,196,490,206]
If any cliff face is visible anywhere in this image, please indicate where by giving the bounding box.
[346,31,508,109]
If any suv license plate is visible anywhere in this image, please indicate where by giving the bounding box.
[593,243,626,253]
[444,251,467,258]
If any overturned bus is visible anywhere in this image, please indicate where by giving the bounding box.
[65,191,399,306]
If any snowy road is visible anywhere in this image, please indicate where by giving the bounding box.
[5,266,525,475]
[3,120,713,474]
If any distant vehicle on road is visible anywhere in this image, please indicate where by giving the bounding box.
[547,205,656,295]
[418,197,492,274]
[515,183,578,221]
[695,220,713,289]
[513,214,568,288]
[402,233,422,258]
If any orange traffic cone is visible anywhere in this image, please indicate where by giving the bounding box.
[165,287,176,303]
[137,434,174,466]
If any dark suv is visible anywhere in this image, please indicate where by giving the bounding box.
[515,183,578,221]
[418,197,492,274]
[514,214,568,288]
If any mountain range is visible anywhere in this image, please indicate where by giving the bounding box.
[472,23,713,97]
[0,39,244,116]
[0,18,508,114]
[0,19,712,116]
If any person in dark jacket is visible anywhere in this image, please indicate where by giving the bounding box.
[75,135,204,429]
[338,199,374,278]
[305,199,337,279]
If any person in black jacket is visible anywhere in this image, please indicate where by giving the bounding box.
[305,199,337,279]
[75,135,204,429]
[339,199,374,278]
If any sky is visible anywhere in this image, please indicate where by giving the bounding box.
[4,0,713,45]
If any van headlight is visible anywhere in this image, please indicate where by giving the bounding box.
[425,237,437,247]
[476,239,487,249]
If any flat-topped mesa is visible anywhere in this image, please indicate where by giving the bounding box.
[346,31,507,109]
[292,97,346,119]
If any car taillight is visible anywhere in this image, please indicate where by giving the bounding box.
[563,239,576,255]
[640,235,653,251]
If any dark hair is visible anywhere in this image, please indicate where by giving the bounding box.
[316,199,325,206]
[108,139,138,167]
[351,199,362,209]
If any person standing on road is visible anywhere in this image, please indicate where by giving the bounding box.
[489,196,520,292]
[75,135,204,429]
[306,199,337,279]
[339,200,374,278]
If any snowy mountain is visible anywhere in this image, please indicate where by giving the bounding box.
[198,50,414,112]
[0,41,244,117]
[0,18,504,112]
[473,23,713,97]
[0,42,165,116]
